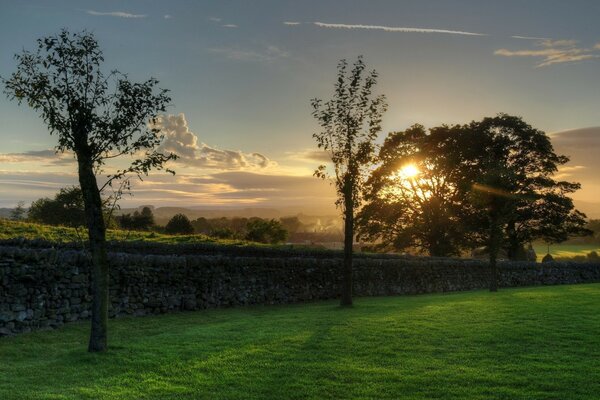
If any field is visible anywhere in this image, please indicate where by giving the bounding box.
[1,284,599,399]
[0,218,249,246]
[533,243,600,261]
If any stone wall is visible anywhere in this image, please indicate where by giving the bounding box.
[1,244,599,336]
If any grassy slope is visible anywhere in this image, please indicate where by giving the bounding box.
[0,218,250,246]
[1,284,599,399]
[533,243,600,261]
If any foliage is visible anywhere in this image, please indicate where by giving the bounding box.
[28,186,87,227]
[357,124,476,257]
[470,115,590,259]
[9,201,26,221]
[165,213,194,235]
[279,216,302,234]
[244,218,288,244]
[3,30,176,189]
[311,55,387,305]
[358,115,589,260]
[117,206,155,231]
[311,56,387,211]
[3,29,176,352]
[1,285,599,399]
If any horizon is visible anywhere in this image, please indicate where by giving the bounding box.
[1,0,600,217]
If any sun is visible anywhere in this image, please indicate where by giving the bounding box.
[399,164,419,178]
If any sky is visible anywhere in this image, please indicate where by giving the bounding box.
[0,0,599,215]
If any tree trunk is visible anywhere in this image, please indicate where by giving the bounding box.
[506,221,522,261]
[489,215,501,293]
[341,200,354,306]
[77,156,109,352]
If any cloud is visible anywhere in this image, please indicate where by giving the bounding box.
[208,45,289,63]
[87,10,147,18]
[209,17,222,22]
[312,22,486,36]
[0,149,75,165]
[222,24,238,28]
[511,35,550,40]
[555,165,586,179]
[286,149,331,163]
[495,39,600,67]
[164,14,173,19]
[154,114,275,170]
[284,21,301,26]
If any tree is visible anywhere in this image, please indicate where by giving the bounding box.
[245,218,288,244]
[280,216,303,235]
[311,56,387,306]
[10,201,26,221]
[357,125,476,257]
[28,186,86,227]
[118,206,155,231]
[165,213,194,235]
[4,30,175,352]
[469,115,589,267]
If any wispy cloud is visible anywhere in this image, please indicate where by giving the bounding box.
[0,149,75,165]
[209,17,222,22]
[209,45,289,63]
[87,10,147,18]
[511,35,550,40]
[286,149,331,163]
[312,22,486,36]
[164,14,173,19]
[283,21,301,26]
[154,114,275,170]
[495,39,600,67]
[222,24,238,28]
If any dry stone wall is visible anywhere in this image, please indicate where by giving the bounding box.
[1,243,599,336]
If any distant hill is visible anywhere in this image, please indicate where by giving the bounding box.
[116,206,340,226]
[0,209,12,219]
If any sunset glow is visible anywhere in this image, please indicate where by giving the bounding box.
[399,164,419,179]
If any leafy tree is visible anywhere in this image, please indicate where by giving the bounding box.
[280,216,303,234]
[28,186,86,227]
[118,206,155,231]
[191,217,211,234]
[245,218,288,244]
[165,213,194,235]
[470,115,589,264]
[357,125,476,256]
[10,201,26,221]
[4,30,175,352]
[311,56,387,306]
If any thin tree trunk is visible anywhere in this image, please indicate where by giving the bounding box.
[489,216,501,292]
[77,156,109,352]
[341,201,354,306]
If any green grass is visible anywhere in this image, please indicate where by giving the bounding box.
[0,218,250,246]
[533,243,600,261]
[1,284,599,399]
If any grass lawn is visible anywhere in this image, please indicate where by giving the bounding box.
[533,243,600,261]
[1,284,599,399]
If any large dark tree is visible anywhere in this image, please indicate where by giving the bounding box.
[118,206,155,231]
[357,124,477,257]
[311,56,387,306]
[165,213,194,235]
[28,186,87,227]
[245,218,288,244]
[3,30,175,352]
[470,115,589,263]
